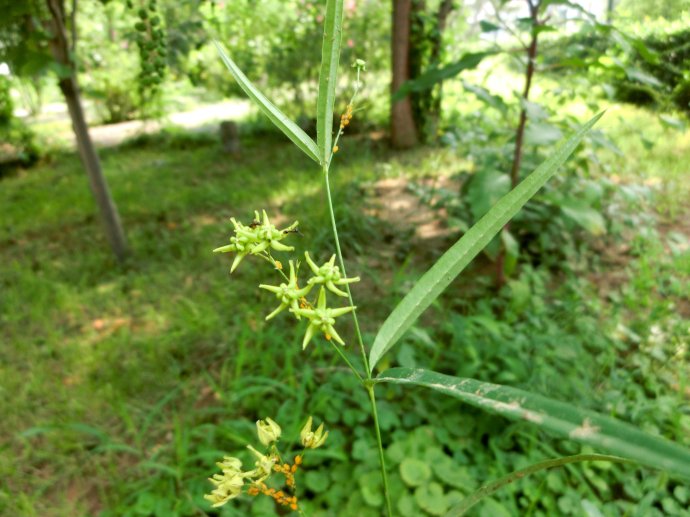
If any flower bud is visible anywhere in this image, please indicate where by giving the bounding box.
[204,456,245,507]
[256,417,282,446]
[216,456,242,474]
[300,416,329,449]
[353,58,367,71]
[246,445,277,481]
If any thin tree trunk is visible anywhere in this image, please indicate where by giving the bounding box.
[45,0,128,262]
[69,0,78,53]
[509,1,540,188]
[606,0,614,24]
[58,77,128,261]
[391,0,419,149]
[431,0,454,63]
[498,0,540,287]
[428,0,454,137]
[409,0,426,136]
[408,0,454,142]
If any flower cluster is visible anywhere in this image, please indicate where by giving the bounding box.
[204,416,328,512]
[329,59,365,156]
[339,103,353,131]
[213,210,298,273]
[305,252,359,297]
[205,457,244,507]
[204,446,277,508]
[293,287,355,348]
[259,260,311,320]
[215,211,360,348]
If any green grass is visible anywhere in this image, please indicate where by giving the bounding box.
[0,114,688,516]
[598,104,690,218]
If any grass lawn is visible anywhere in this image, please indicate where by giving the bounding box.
[1,107,688,516]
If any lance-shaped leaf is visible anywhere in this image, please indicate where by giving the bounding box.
[392,51,495,102]
[446,454,631,516]
[317,0,344,163]
[368,112,603,372]
[214,41,320,164]
[375,368,690,480]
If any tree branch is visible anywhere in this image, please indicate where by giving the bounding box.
[45,0,72,69]
[509,0,541,187]
[70,0,78,54]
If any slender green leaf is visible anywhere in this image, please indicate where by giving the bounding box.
[375,368,690,480]
[625,66,663,87]
[139,460,181,479]
[629,36,660,65]
[659,114,686,131]
[66,422,110,442]
[19,425,59,438]
[541,0,595,20]
[462,80,508,114]
[94,442,142,456]
[560,199,606,235]
[317,0,344,163]
[213,41,320,164]
[524,121,563,146]
[446,454,632,516]
[392,51,495,102]
[368,113,603,372]
[479,20,500,32]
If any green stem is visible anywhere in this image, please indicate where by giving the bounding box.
[448,454,632,516]
[323,169,370,374]
[323,165,392,517]
[368,385,393,517]
[258,251,291,282]
[329,340,364,383]
[326,67,362,169]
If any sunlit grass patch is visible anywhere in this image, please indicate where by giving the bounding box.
[1,113,688,515]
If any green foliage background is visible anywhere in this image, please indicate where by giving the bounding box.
[1,110,689,514]
[0,0,689,515]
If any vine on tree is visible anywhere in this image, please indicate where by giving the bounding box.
[127,0,167,108]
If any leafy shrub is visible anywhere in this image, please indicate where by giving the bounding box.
[417,108,635,274]
[0,76,39,170]
[615,27,690,115]
[118,126,218,151]
[541,22,690,116]
[201,2,690,515]
[85,78,139,124]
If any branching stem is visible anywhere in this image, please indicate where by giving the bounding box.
[323,168,370,374]
[368,385,393,516]
[259,252,291,282]
[329,340,364,383]
[323,163,393,517]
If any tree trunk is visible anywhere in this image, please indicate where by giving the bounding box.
[409,0,454,142]
[509,0,540,188]
[497,0,540,287]
[606,0,615,24]
[45,0,128,262]
[391,0,419,149]
[409,0,427,139]
[58,77,128,261]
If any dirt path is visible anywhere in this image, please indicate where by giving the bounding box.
[27,99,251,149]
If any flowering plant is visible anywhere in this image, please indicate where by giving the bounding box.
[205,417,328,512]
[206,1,690,515]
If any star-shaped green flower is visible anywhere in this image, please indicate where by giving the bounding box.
[259,261,312,320]
[291,287,355,349]
[250,210,298,254]
[304,252,360,297]
[213,217,258,272]
[213,210,299,273]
